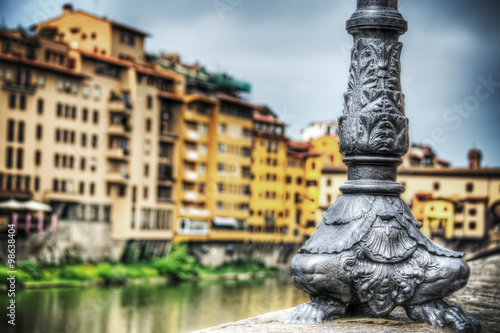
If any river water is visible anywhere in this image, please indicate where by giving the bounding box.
[1,275,309,333]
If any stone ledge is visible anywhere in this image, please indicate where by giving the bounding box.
[196,255,500,332]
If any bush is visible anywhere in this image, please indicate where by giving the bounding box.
[59,265,96,281]
[152,244,200,282]
[122,243,140,264]
[96,263,128,285]
[18,260,40,280]
[0,266,32,284]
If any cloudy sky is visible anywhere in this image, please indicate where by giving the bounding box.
[2,0,500,167]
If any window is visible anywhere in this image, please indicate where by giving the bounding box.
[469,208,477,216]
[57,79,63,91]
[218,143,226,153]
[80,157,86,170]
[466,183,474,193]
[144,140,151,154]
[92,134,98,148]
[433,182,440,191]
[55,129,61,142]
[71,106,76,119]
[199,163,206,175]
[286,176,291,184]
[38,73,46,87]
[90,183,95,195]
[70,131,75,143]
[5,147,13,168]
[36,124,42,140]
[79,182,84,194]
[93,110,99,124]
[7,120,15,142]
[90,157,97,171]
[306,180,318,187]
[35,151,41,166]
[146,118,152,132]
[8,93,16,109]
[16,122,24,143]
[144,164,149,177]
[64,105,70,117]
[200,123,208,135]
[63,130,68,142]
[16,148,23,169]
[219,123,226,134]
[53,179,59,192]
[199,144,207,155]
[57,103,62,117]
[469,221,477,230]
[147,95,152,109]
[93,85,101,100]
[143,187,148,199]
[297,177,302,185]
[81,133,87,147]
[218,163,224,173]
[37,98,44,114]
[82,108,88,122]
[34,177,40,191]
[69,156,74,168]
[82,84,90,98]
[327,178,332,186]
[19,95,26,110]
[72,83,78,95]
[218,183,224,193]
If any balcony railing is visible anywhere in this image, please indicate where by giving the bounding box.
[184,191,198,201]
[184,170,198,181]
[185,150,199,161]
[179,207,210,217]
[186,130,200,141]
[2,81,37,94]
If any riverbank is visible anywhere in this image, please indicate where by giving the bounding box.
[0,244,279,289]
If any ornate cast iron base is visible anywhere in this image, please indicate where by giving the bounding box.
[279,195,481,332]
[281,1,480,331]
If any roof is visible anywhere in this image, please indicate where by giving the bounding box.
[253,111,284,126]
[158,91,183,102]
[79,49,129,67]
[36,9,150,37]
[217,93,254,108]
[0,53,87,78]
[288,141,311,150]
[134,65,177,81]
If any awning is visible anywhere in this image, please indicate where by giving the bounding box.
[24,200,52,212]
[0,199,52,212]
[212,217,237,228]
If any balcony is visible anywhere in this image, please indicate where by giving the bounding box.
[186,130,200,141]
[2,81,37,94]
[184,170,198,181]
[107,148,129,161]
[185,150,199,161]
[107,124,130,138]
[106,171,129,184]
[108,99,131,113]
[184,191,199,201]
[179,207,210,217]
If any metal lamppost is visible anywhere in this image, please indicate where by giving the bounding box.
[281,1,481,332]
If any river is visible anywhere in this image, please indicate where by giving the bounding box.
[0,275,309,333]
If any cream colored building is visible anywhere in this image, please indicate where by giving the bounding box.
[0,6,185,251]
[321,156,500,240]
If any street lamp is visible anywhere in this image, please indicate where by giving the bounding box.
[281,1,481,332]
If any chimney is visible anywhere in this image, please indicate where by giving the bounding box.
[62,3,74,16]
[468,149,482,169]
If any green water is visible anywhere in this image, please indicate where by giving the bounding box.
[0,276,309,333]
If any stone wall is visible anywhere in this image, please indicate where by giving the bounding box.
[190,242,301,267]
[0,221,126,264]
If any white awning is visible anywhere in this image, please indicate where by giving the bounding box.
[24,200,52,212]
[0,199,52,212]
[212,216,237,228]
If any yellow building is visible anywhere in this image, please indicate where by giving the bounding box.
[422,200,455,239]
[250,106,293,242]
[322,149,500,241]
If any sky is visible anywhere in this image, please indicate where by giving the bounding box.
[1,0,499,167]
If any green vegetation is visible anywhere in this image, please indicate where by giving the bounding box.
[0,244,276,288]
